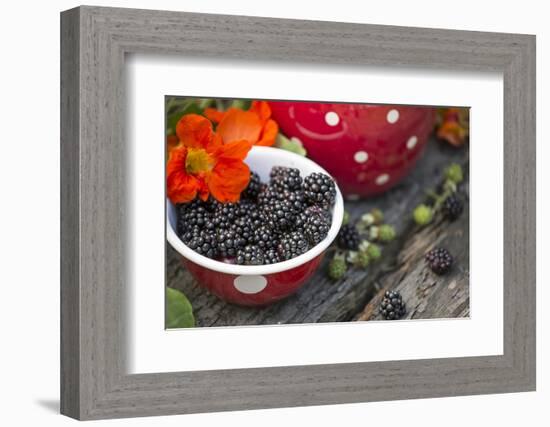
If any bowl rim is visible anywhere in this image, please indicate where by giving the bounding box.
[166,146,344,276]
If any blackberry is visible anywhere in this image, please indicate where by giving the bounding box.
[337,224,360,250]
[278,231,309,261]
[443,194,464,221]
[303,212,330,246]
[264,248,281,264]
[270,166,303,191]
[262,199,296,231]
[379,290,406,320]
[187,229,218,259]
[230,217,255,245]
[303,172,336,207]
[213,202,239,224]
[216,229,244,257]
[425,247,454,275]
[251,225,277,249]
[180,225,200,245]
[294,212,308,229]
[237,200,263,228]
[236,245,265,265]
[176,200,211,234]
[305,204,331,221]
[283,189,306,214]
[242,171,262,200]
[257,184,279,206]
[295,204,330,229]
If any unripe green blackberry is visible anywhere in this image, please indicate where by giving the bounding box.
[328,254,347,280]
[413,204,433,226]
[370,224,396,242]
[356,251,371,269]
[342,210,350,226]
[360,208,384,226]
[444,163,463,184]
[366,243,381,260]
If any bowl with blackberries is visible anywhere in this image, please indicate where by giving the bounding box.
[167,146,344,306]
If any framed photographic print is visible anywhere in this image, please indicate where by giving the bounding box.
[61,6,536,420]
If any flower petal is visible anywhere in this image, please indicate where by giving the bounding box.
[216,109,262,145]
[249,100,272,123]
[166,146,202,203]
[214,139,253,161]
[203,108,226,124]
[166,134,180,154]
[255,119,278,146]
[207,160,250,203]
[175,114,213,149]
[437,121,467,147]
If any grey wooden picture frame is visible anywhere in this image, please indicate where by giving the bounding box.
[60,5,536,421]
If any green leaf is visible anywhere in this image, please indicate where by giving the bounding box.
[166,102,204,136]
[166,287,195,329]
[275,133,307,156]
[165,98,215,136]
[230,99,252,110]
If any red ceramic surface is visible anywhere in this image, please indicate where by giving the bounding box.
[182,253,325,307]
[269,102,436,198]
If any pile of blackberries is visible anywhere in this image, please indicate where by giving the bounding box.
[176,167,336,265]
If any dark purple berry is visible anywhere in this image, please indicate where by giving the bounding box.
[425,247,454,275]
[379,290,406,320]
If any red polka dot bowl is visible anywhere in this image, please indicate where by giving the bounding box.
[167,146,344,307]
[268,102,436,199]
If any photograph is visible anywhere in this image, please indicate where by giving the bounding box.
[165,97,470,328]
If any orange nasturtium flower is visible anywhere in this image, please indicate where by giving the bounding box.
[436,108,468,147]
[204,100,279,147]
[167,114,252,204]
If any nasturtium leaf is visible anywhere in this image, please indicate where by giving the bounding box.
[165,98,215,137]
[275,133,307,156]
[166,287,195,329]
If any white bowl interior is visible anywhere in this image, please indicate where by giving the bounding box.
[167,146,344,275]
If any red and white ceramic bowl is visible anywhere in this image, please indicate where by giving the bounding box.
[167,146,344,307]
[269,102,436,199]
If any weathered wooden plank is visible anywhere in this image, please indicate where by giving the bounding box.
[356,202,470,321]
[167,137,469,326]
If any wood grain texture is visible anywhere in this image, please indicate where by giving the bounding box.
[356,212,470,321]
[60,7,80,419]
[60,6,536,420]
[166,138,469,326]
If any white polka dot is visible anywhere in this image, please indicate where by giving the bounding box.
[347,194,360,201]
[354,151,369,163]
[406,135,418,150]
[324,111,340,126]
[234,275,267,294]
[386,109,399,124]
[376,174,390,185]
